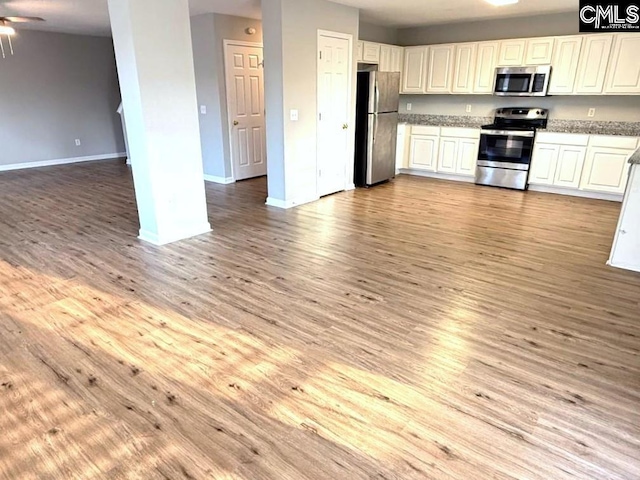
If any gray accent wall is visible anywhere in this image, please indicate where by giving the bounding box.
[359,21,398,45]
[398,12,579,46]
[191,13,263,180]
[263,0,359,204]
[0,30,124,167]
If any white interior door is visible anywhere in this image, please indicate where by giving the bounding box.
[224,42,266,181]
[317,32,351,197]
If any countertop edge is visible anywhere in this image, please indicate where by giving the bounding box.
[398,114,640,138]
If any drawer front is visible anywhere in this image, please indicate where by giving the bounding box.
[411,125,440,136]
[536,132,589,146]
[589,135,638,149]
[440,127,480,139]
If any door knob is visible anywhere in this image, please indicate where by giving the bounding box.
[342,123,348,130]
[233,120,239,126]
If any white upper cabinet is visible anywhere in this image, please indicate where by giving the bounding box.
[402,46,428,94]
[604,33,640,94]
[356,41,364,63]
[575,34,614,94]
[362,42,381,63]
[426,44,454,93]
[378,32,638,96]
[473,41,500,94]
[452,43,477,94]
[497,39,526,66]
[380,45,403,73]
[524,37,555,65]
[379,44,391,70]
[548,36,584,95]
[390,46,404,74]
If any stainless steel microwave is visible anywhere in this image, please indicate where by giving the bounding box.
[494,66,551,97]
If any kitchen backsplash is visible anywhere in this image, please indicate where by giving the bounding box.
[400,95,640,123]
[399,114,640,137]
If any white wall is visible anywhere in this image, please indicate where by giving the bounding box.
[191,13,263,180]
[0,30,124,167]
[263,0,359,205]
[400,95,640,122]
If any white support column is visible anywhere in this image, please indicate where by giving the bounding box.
[108,0,211,245]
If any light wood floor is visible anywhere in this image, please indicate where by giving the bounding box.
[1,160,639,480]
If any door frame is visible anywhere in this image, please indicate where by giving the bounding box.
[223,40,265,182]
[316,29,355,197]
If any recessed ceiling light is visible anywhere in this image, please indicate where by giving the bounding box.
[485,0,519,6]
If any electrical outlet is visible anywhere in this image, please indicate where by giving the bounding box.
[406,103,412,111]
[466,104,472,113]
[200,105,207,115]
[290,109,299,121]
[588,108,596,118]
[75,139,81,146]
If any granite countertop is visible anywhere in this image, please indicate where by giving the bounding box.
[399,114,640,137]
[629,147,640,165]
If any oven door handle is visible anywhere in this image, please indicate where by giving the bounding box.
[482,130,535,138]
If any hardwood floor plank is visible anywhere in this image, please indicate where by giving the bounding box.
[0,161,639,479]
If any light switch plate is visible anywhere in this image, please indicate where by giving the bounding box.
[200,105,207,115]
[290,109,299,121]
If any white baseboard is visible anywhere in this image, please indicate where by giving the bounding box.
[138,222,212,246]
[0,153,127,172]
[398,169,475,183]
[266,195,320,209]
[346,183,356,191]
[528,184,623,202]
[399,169,624,202]
[204,174,235,185]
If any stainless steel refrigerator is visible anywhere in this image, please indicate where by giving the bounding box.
[354,71,401,187]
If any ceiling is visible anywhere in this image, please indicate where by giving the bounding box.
[0,0,262,36]
[0,0,578,36]
[348,0,579,27]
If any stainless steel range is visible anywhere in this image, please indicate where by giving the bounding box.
[475,108,548,191]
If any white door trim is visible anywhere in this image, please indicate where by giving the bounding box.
[316,29,354,196]
[223,40,265,182]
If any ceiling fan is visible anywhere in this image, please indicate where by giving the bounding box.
[0,16,45,58]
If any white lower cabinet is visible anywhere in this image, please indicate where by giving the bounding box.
[530,144,561,185]
[438,137,458,173]
[409,134,439,171]
[555,146,587,189]
[457,138,479,175]
[407,127,479,176]
[404,126,637,200]
[580,147,633,194]
[531,133,637,196]
[396,125,409,170]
